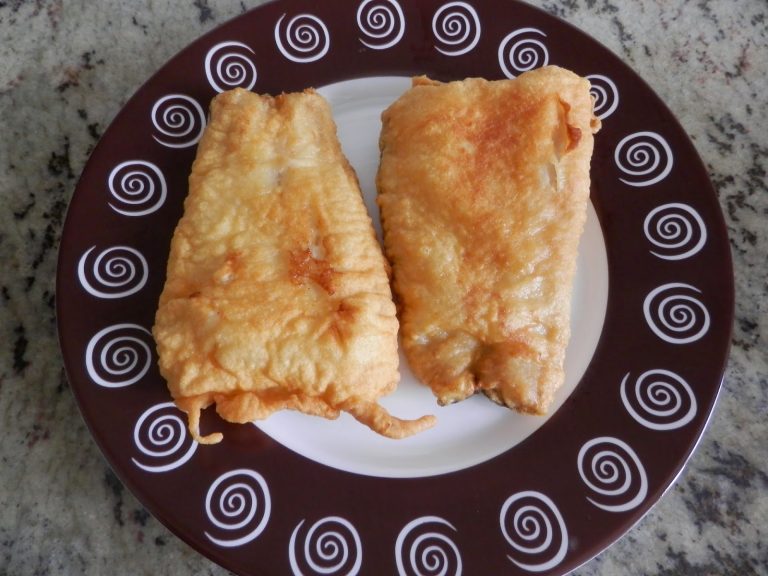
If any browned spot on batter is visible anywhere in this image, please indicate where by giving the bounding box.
[556,99,583,153]
[335,300,355,318]
[566,125,582,151]
[289,248,336,294]
[327,300,357,342]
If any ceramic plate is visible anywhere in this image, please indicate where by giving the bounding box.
[56,1,733,574]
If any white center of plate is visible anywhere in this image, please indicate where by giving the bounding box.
[254,77,609,479]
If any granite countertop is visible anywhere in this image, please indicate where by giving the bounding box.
[1,1,765,574]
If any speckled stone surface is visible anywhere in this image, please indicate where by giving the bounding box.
[0,1,765,575]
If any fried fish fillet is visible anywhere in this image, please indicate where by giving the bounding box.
[153,88,435,443]
[377,66,600,414]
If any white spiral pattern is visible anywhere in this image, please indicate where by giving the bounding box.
[357,0,405,50]
[621,370,698,430]
[204,469,271,548]
[577,437,648,513]
[614,131,674,187]
[274,13,330,63]
[432,2,481,56]
[151,94,206,149]
[204,41,258,93]
[107,160,167,216]
[643,282,711,344]
[586,74,619,120]
[289,516,362,576]
[499,491,567,572]
[85,324,153,388]
[131,402,197,473]
[644,203,707,260]
[77,245,148,299]
[395,516,462,576]
[498,27,549,78]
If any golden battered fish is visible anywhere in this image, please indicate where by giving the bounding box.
[153,88,435,444]
[377,66,600,414]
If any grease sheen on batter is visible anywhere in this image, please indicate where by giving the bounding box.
[377,66,601,414]
[153,88,435,444]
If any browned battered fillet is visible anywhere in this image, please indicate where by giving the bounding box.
[153,88,435,443]
[376,66,600,414]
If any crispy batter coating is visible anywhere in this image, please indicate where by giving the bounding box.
[377,66,600,414]
[153,88,435,443]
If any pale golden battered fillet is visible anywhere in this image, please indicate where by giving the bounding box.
[153,88,435,444]
[377,66,600,414]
